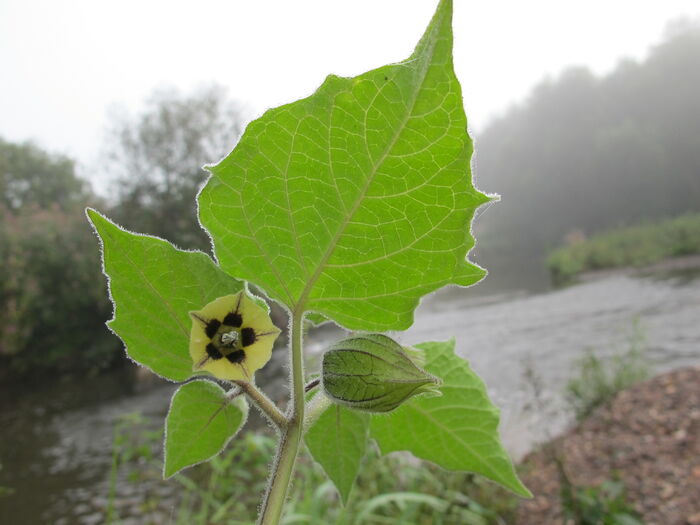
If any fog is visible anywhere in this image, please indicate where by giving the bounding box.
[471,19,700,290]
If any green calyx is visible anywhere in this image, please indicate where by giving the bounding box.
[321,334,441,413]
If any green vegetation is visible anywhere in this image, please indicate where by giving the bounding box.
[8,3,697,523]
[547,213,700,283]
[0,86,244,377]
[0,138,118,376]
[107,413,162,523]
[561,479,643,525]
[0,138,90,212]
[90,2,528,522]
[108,416,520,525]
[565,321,649,421]
[108,409,642,524]
[104,317,654,523]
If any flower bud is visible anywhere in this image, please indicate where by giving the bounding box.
[321,334,440,413]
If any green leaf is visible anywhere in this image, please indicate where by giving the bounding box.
[198,0,488,330]
[370,340,531,497]
[164,380,248,478]
[322,334,440,413]
[305,402,369,504]
[87,209,244,381]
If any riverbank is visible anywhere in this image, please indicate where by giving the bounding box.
[2,267,699,523]
[70,366,700,525]
[547,213,700,284]
[516,366,700,525]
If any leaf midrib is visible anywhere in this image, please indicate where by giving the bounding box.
[294,27,442,314]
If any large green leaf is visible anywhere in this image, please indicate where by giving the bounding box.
[198,0,488,330]
[164,380,248,478]
[87,209,244,381]
[305,403,369,504]
[370,340,530,497]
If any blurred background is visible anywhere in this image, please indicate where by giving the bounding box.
[1,1,699,523]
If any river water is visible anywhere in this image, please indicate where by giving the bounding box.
[1,267,699,524]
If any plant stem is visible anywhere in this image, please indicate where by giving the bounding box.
[257,309,305,525]
[303,391,332,430]
[233,380,287,430]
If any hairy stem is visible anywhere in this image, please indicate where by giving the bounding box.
[233,380,287,431]
[257,309,305,525]
[303,391,332,430]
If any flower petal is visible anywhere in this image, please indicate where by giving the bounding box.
[189,292,280,381]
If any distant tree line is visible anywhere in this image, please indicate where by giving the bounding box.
[0,85,244,378]
[473,19,700,288]
[0,138,115,375]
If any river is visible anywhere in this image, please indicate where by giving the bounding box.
[1,267,698,524]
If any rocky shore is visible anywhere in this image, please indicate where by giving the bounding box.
[517,366,700,525]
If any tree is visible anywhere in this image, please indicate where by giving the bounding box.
[0,205,117,373]
[103,85,246,250]
[0,139,117,375]
[0,137,90,212]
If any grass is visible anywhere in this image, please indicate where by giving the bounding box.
[106,418,520,525]
[547,212,700,284]
[560,477,643,525]
[565,320,649,421]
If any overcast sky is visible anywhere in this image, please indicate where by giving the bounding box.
[1,0,699,191]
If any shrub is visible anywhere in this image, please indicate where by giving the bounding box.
[547,213,700,283]
[565,322,649,421]
[0,204,118,375]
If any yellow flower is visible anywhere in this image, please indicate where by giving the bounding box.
[189,292,281,381]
